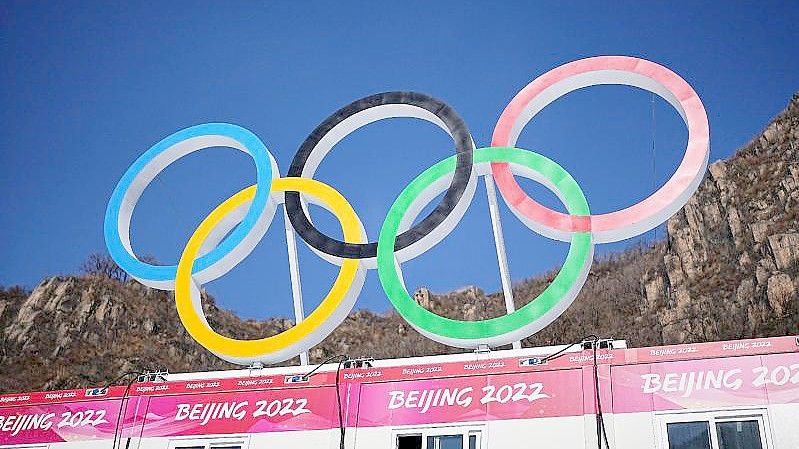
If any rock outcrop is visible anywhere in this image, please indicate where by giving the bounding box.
[641,93,798,343]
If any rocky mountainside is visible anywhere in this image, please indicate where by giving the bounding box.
[641,96,799,343]
[1,94,797,394]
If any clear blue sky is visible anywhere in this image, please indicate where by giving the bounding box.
[1,2,797,319]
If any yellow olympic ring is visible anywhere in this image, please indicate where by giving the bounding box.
[175,178,365,364]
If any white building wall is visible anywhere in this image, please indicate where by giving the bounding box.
[611,412,658,449]
[489,416,586,448]
[767,403,799,449]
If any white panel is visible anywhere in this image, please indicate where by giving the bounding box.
[248,428,341,449]
[612,412,658,449]
[489,416,585,448]
[766,403,799,449]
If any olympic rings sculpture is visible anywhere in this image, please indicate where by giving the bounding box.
[105,56,709,365]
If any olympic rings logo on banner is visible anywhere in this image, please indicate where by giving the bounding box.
[104,56,709,365]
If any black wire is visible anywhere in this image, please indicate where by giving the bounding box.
[539,334,597,364]
[589,337,611,449]
[303,354,349,449]
[302,354,347,380]
[103,371,143,392]
[104,371,142,449]
[334,358,346,449]
[536,336,609,448]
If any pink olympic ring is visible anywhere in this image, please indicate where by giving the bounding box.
[491,56,710,243]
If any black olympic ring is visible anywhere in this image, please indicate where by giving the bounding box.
[285,91,474,259]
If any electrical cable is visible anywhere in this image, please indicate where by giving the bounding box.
[589,336,611,449]
[538,334,597,364]
[537,336,610,448]
[334,358,346,449]
[103,371,143,449]
[303,354,349,449]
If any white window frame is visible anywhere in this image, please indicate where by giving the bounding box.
[656,408,772,449]
[392,423,486,449]
[167,434,250,449]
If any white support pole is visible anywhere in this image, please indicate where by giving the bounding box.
[483,175,522,350]
[283,206,309,365]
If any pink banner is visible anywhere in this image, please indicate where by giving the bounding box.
[624,336,799,364]
[0,399,128,445]
[611,354,799,413]
[355,370,584,427]
[761,353,799,405]
[140,386,339,437]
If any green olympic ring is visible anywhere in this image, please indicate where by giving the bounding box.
[377,147,593,348]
